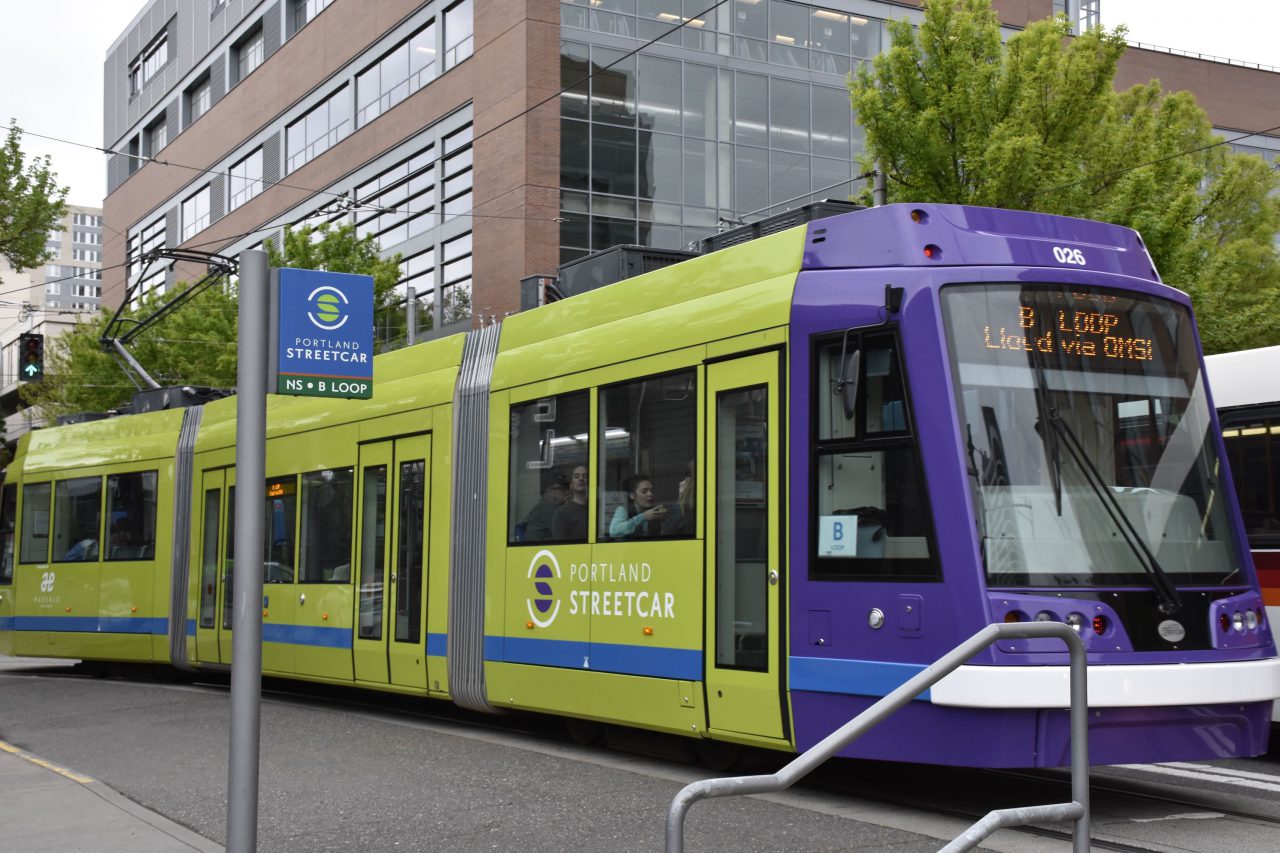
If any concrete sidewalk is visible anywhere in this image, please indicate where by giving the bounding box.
[0,656,221,852]
[0,740,223,853]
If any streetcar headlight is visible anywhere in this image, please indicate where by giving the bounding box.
[1035,610,1057,622]
[1064,612,1085,633]
[1231,611,1245,633]
[1245,609,1259,631]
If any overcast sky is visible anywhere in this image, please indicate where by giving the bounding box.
[0,1,1275,209]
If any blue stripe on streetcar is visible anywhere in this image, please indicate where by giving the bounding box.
[490,636,701,681]
[11,616,169,635]
[98,617,167,634]
[0,616,12,630]
[187,619,197,637]
[261,623,352,649]
[427,633,447,657]
[789,656,930,701]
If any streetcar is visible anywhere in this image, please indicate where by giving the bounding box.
[1204,345,1280,722]
[1,203,1276,768]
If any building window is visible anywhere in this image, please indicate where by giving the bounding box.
[145,114,168,156]
[441,232,471,324]
[72,249,101,262]
[443,0,474,69]
[229,148,264,210]
[187,76,212,126]
[129,28,170,95]
[182,186,212,241]
[127,217,167,303]
[356,20,438,126]
[45,281,59,295]
[73,230,101,245]
[234,24,265,84]
[285,86,352,172]
[354,145,436,248]
[295,0,333,30]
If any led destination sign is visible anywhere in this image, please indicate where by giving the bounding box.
[944,285,1187,381]
[982,304,1153,362]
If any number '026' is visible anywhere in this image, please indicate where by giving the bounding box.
[1052,246,1087,266]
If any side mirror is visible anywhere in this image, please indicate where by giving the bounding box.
[840,350,860,422]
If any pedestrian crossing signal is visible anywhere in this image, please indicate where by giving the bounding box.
[19,333,43,382]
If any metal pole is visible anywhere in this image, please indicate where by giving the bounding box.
[1070,629,1091,853]
[406,285,417,345]
[227,250,268,853]
[873,168,887,207]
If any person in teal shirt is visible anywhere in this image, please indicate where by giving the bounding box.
[609,473,668,539]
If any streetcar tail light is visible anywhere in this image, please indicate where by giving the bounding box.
[923,244,941,259]
[1092,615,1107,636]
[1220,612,1231,632]
[1003,610,1023,623]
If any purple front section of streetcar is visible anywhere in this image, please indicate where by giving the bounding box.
[801,204,1159,282]
[789,692,1273,767]
[781,204,1270,765]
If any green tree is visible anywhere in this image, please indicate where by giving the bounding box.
[0,121,68,281]
[22,222,405,417]
[849,0,1280,353]
[19,282,239,418]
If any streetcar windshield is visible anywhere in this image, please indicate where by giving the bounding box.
[942,284,1243,587]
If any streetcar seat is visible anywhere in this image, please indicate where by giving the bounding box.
[109,544,148,560]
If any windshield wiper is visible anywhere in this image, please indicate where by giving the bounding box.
[1048,411,1183,615]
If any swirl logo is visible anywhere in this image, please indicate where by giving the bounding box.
[307,285,350,331]
[526,549,561,629]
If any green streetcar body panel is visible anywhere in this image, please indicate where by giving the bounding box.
[0,226,808,744]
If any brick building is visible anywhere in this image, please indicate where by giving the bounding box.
[101,0,1279,334]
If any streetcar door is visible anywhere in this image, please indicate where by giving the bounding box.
[353,434,430,689]
[194,469,226,663]
[705,352,786,742]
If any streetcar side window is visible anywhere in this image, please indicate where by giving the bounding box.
[508,390,590,544]
[298,467,354,583]
[265,476,297,583]
[19,483,51,564]
[105,471,158,560]
[200,488,220,629]
[599,369,697,541]
[0,484,16,582]
[1220,410,1280,548]
[812,332,939,580]
[52,476,103,563]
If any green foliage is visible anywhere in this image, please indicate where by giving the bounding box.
[19,283,239,418]
[0,121,68,280]
[23,222,406,417]
[849,0,1280,353]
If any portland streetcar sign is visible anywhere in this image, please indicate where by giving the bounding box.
[271,267,374,399]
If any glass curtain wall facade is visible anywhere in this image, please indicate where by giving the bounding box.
[559,0,883,261]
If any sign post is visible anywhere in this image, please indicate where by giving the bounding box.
[228,250,268,853]
[270,268,375,399]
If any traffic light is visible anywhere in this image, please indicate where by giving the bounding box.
[19,333,43,383]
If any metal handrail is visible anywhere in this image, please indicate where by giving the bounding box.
[666,622,1089,853]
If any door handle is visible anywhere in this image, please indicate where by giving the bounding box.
[299,593,306,605]
[768,570,779,586]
